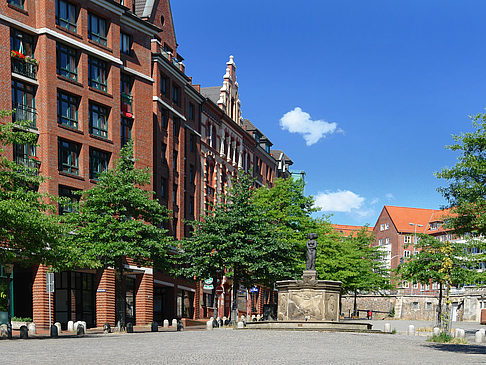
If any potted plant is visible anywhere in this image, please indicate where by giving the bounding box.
[10,50,25,60]
[25,56,39,67]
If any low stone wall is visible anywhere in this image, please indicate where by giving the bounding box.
[341,295,395,320]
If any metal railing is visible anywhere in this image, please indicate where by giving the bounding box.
[14,155,40,175]
[13,104,37,129]
[121,93,133,115]
[11,57,37,80]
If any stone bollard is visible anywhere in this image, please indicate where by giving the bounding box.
[384,323,391,333]
[216,317,221,327]
[222,316,227,326]
[455,328,465,339]
[206,319,213,331]
[240,315,246,322]
[475,330,484,343]
[67,321,74,332]
[433,327,440,336]
[163,319,169,328]
[50,325,58,338]
[237,321,244,329]
[0,324,7,339]
[172,319,178,329]
[218,318,223,328]
[126,323,134,333]
[103,323,111,334]
[76,324,85,337]
[27,323,36,335]
[479,328,485,338]
[256,314,261,321]
[19,325,28,339]
[407,325,415,336]
[151,322,158,332]
[177,320,184,332]
[54,322,62,334]
[251,315,256,322]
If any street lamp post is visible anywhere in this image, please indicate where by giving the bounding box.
[409,222,424,245]
[2,264,13,339]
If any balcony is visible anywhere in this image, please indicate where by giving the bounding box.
[11,53,38,80]
[14,156,40,175]
[121,93,133,118]
[13,104,37,129]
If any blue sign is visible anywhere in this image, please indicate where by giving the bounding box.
[249,286,259,293]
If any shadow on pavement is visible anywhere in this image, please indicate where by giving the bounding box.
[426,343,486,355]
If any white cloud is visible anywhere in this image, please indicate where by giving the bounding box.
[385,193,395,200]
[314,190,365,213]
[279,107,338,146]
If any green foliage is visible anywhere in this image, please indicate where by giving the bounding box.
[317,226,390,294]
[60,141,171,270]
[11,316,32,322]
[178,171,295,287]
[253,177,319,278]
[427,332,468,344]
[0,111,65,266]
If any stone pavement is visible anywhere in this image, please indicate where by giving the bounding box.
[1,326,485,364]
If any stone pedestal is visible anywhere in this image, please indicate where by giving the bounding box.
[276,270,341,322]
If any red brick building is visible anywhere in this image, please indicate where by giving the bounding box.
[1,0,293,329]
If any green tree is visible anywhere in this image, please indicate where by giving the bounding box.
[0,111,65,266]
[316,226,390,315]
[253,177,318,278]
[61,141,171,327]
[397,234,474,330]
[178,172,295,321]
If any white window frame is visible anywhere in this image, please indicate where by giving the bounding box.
[402,281,409,288]
[384,223,389,230]
[403,250,411,258]
[385,237,390,244]
[404,235,411,244]
[380,224,384,231]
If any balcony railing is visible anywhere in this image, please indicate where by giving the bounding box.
[13,104,37,129]
[11,56,38,80]
[14,156,40,175]
[121,93,133,117]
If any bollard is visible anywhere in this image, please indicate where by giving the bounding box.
[126,322,134,333]
[76,324,85,337]
[151,322,158,332]
[50,325,58,338]
[475,330,483,343]
[54,322,62,334]
[172,319,178,329]
[433,327,440,336]
[163,319,169,328]
[455,328,465,339]
[67,321,74,332]
[218,318,223,328]
[222,316,227,326]
[103,323,111,334]
[251,315,256,322]
[19,325,28,339]
[0,324,7,339]
[177,320,184,332]
[256,314,261,321]
[206,320,213,331]
[216,317,221,327]
[27,323,36,335]
[407,325,415,336]
[237,321,244,329]
[384,323,391,333]
[240,315,246,322]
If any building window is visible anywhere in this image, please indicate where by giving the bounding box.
[57,91,78,129]
[189,164,195,184]
[412,301,419,309]
[173,151,177,170]
[121,117,132,147]
[160,178,167,199]
[188,195,194,217]
[58,139,80,175]
[403,250,411,258]
[161,142,167,164]
[413,282,419,289]
[88,13,107,46]
[89,148,110,180]
[56,0,77,32]
[89,103,109,138]
[120,74,133,117]
[189,103,195,121]
[10,28,33,57]
[404,235,412,244]
[189,133,195,153]
[173,217,178,239]
[173,117,180,138]
[380,224,384,231]
[378,239,383,245]
[11,80,36,127]
[402,281,409,288]
[384,223,389,230]
[88,56,108,92]
[161,74,169,97]
[161,109,168,129]
[7,0,24,9]
[58,185,79,214]
[385,238,390,244]
[56,43,77,81]
[13,143,36,169]
[172,84,180,106]
[120,32,132,55]
[173,184,177,204]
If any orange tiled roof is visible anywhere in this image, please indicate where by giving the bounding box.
[333,224,373,237]
[383,206,453,234]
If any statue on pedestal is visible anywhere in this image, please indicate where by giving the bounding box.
[306,233,318,271]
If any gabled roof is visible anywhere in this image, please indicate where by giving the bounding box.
[383,206,451,234]
[333,224,373,237]
[201,87,221,104]
[270,150,293,165]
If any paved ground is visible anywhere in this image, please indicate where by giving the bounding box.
[1,325,485,364]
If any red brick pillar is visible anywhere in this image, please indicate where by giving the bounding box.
[193,281,201,319]
[32,264,52,329]
[135,272,153,325]
[257,286,264,315]
[96,269,116,327]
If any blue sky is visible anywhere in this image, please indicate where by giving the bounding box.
[171,0,486,226]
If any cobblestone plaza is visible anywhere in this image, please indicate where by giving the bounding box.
[1,327,485,364]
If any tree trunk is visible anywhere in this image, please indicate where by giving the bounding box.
[212,275,218,320]
[444,281,451,334]
[231,272,238,324]
[117,259,127,330]
[353,289,358,317]
[437,282,443,329]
